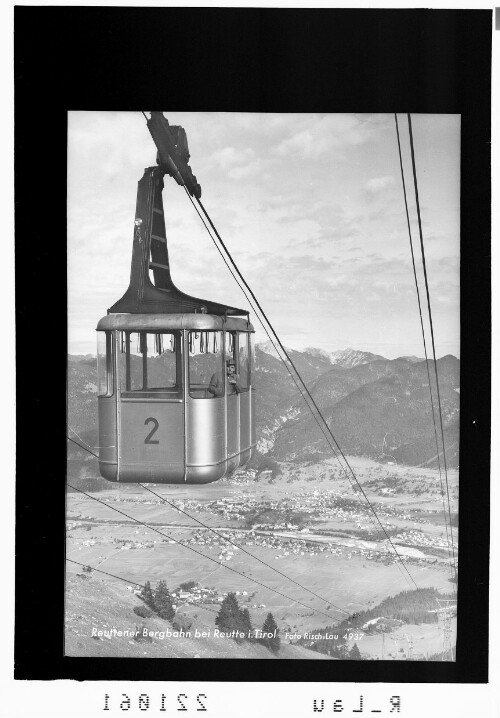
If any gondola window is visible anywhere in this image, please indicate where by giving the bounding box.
[188,331,224,398]
[119,331,180,395]
[237,333,250,391]
[97,331,114,397]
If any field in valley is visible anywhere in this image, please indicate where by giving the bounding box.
[65,456,458,659]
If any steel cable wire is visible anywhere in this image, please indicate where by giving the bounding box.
[66,558,220,616]
[185,192,419,591]
[138,482,349,615]
[394,113,456,584]
[66,480,349,622]
[407,113,457,585]
[68,435,414,617]
[139,112,419,590]
[181,187,417,591]
[67,436,356,613]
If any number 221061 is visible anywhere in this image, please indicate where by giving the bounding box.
[103,693,208,712]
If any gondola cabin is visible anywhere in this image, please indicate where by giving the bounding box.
[97,314,255,484]
[96,113,256,484]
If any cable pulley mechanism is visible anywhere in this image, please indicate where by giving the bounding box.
[145,111,202,199]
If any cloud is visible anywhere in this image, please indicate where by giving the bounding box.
[365,175,396,193]
[210,146,255,168]
[67,112,460,357]
[228,160,262,180]
[274,115,374,158]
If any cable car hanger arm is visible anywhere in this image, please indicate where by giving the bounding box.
[144,111,202,199]
[108,113,247,317]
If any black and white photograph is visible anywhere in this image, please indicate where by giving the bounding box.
[66,110,460,662]
[11,5,495,716]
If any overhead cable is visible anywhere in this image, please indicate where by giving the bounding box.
[66,480,348,622]
[139,482,349,615]
[407,113,457,584]
[183,187,417,589]
[66,558,220,616]
[186,192,420,591]
[68,435,352,614]
[394,113,456,584]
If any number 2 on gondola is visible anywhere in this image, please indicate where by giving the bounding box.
[144,417,160,444]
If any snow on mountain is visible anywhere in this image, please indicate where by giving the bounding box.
[328,348,385,368]
[256,340,294,357]
[303,347,333,362]
[258,343,386,368]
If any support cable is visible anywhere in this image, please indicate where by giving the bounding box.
[66,558,220,616]
[67,437,350,615]
[68,435,99,459]
[185,192,420,591]
[69,224,419,592]
[183,188,348,470]
[68,438,414,614]
[407,114,457,584]
[135,112,418,590]
[138,482,349,615]
[185,190,415,592]
[68,437,400,616]
[394,114,455,582]
[68,426,95,452]
[66,480,349,621]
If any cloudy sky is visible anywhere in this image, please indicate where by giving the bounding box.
[68,112,460,358]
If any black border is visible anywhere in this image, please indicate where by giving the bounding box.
[15,7,491,682]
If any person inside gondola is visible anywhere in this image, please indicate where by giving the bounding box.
[208,359,242,397]
[207,368,224,397]
[226,359,242,394]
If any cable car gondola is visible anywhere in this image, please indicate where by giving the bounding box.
[96,113,256,484]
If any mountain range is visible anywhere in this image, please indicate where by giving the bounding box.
[67,347,459,470]
[258,342,387,368]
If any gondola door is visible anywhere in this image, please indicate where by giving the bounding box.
[226,331,240,473]
[117,330,185,483]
